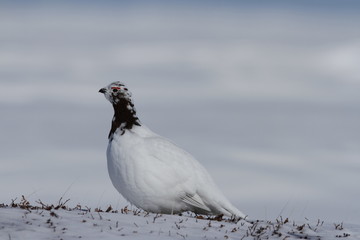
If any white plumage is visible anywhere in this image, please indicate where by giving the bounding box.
[99,81,247,220]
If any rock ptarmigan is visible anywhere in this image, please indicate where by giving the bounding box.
[99,81,247,220]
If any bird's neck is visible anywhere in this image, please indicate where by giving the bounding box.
[109,98,141,139]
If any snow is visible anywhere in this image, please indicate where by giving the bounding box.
[1,200,359,240]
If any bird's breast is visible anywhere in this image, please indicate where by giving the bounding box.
[106,128,153,204]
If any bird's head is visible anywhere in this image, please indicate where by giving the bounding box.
[99,81,132,105]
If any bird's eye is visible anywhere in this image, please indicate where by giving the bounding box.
[111,87,121,92]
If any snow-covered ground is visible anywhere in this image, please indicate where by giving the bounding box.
[1,198,359,240]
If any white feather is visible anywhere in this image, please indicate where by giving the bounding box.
[107,125,246,219]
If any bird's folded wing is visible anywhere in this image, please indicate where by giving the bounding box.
[179,192,211,212]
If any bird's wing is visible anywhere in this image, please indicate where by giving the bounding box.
[179,192,211,212]
[136,135,212,200]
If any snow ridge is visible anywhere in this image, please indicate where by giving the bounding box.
[1,198,359,240]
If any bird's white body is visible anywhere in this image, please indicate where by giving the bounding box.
[100,81,246,220]
[107,124,245,218]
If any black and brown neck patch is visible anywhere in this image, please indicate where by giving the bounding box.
[109,97,141,139]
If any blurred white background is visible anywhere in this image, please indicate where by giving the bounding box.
[1,0,359,223]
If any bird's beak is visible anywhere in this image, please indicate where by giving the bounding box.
[99,88,106,94]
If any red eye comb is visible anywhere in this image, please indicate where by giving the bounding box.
[111,87,121,90]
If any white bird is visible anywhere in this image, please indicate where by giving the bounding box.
[99,81,247,220]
